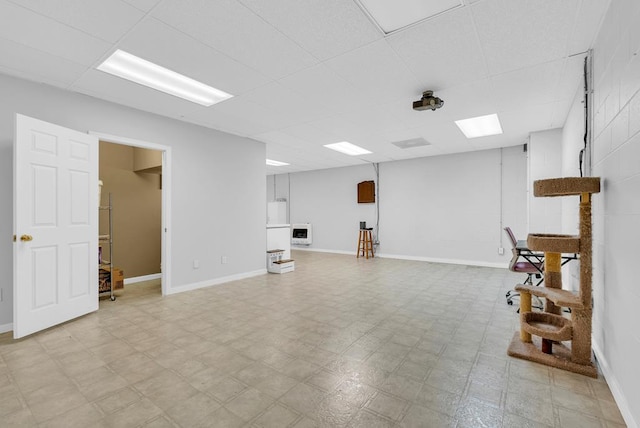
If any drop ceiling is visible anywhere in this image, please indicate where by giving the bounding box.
[0,0,609,174]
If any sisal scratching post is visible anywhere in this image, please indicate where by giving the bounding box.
[507,177,600,377]
[519,291,532,343]
[572,192,594,365]
[544,252,562,315]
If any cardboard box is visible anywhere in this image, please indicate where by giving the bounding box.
[100,267,124,290]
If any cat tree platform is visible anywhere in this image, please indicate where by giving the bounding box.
[507,177,600,378]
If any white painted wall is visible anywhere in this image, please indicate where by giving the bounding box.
[0,74,266,330]
[527,129,563,234]
[269,146,527,266]
[587,1,640,426]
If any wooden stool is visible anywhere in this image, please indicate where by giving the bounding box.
[357,229,374,258]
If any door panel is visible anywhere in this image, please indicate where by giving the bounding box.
[14,114,99,338]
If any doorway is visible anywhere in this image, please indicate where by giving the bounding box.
[92,132,171,297]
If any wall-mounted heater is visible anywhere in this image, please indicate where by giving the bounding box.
[291,223,312,245]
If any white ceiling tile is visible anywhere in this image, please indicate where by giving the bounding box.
[490,60,565,112]
[121,0,162,12]
[151,0,318,79]
[472,0,581,75]
[119,18,271,96]
[324,39,422,105]
[280,123,342,146]
[0,1,112,66]
[498,103,556,140]
[277,64,365,112]
[7,0,145,43]
[550,97,576,129]
[238,0,381,60]
[387,6,487,89]
[310,115,378,148]
[203,96,295,132]
[566,0,611,55]
[185,106,273,137]
[239,82,333,125]
[0,37,87,87]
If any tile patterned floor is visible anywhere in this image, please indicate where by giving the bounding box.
[0,251,627,427]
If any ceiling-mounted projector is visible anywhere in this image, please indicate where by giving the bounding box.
[413,90,444,111]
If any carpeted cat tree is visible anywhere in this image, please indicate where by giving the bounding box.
[507,177,600,377]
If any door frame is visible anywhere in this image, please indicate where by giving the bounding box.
[90,132,171,296]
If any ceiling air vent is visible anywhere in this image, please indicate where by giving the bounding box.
[391,138,431,149]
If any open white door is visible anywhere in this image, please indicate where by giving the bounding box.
[13,114,99,339]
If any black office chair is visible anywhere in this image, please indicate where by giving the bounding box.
[504,227,543,306]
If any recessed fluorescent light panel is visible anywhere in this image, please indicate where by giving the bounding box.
[324,142,372,156]
[97,50,233,106]
[355,0,462,34]
[266,159,290,166]
[455,114,503,139]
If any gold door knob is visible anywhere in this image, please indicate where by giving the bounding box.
[20,234,33,242]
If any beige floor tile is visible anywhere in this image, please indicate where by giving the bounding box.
[252,402,300,428]
[397,404,454,428]
[279,383,327,419]
[365,391,408,421]
[454,396,504,427]
[194,406,245,428]
[347,409,394,428]
[0,252,627,426]
[102,398,163,428]
[557,407,606,428]
[502,411,552,428]
[254,372,299,399]
[39,402,104,428]
[205,375,248,403]
[414,384,460,417]
[224,387,274,421]
[95,387,142,414]
[165,392,220,426]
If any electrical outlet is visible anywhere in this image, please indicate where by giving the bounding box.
[498,247,504,255]
[221,256,228,264]
[193,259,199,269]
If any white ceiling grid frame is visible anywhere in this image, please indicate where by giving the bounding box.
[150,0,318,80]
[7,0,146,43]
[237,0,382,61]
[355,0,463,34]
[0,1,112,66]
[121,0,163,12]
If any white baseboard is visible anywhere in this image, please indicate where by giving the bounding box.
[593,341,638,428]
[292,247,353,255]
[0,323,13,334]
[167,269,267,295]
[291,247,508,269]
[124,273,162,285]
[377,253,507,269]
